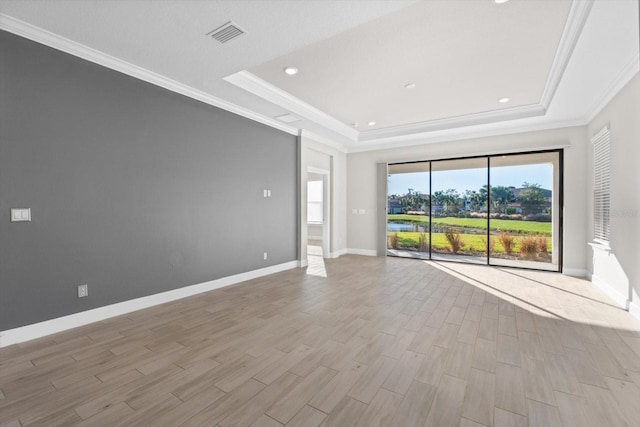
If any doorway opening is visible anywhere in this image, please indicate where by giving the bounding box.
[307,167,330,276]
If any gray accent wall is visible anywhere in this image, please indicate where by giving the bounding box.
[0,31,297,330]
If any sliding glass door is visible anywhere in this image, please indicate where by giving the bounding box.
[386,150,562,272]
[431,158,487,265]
[488,152,561,271]
[387,162,430,259]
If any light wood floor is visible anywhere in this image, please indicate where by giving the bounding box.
[2,254,640,426]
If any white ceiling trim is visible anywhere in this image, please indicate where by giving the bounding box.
[346,118,585,154]
[539,0,595,109]
[300,129,348,152]
[0,13,299,137]
[358,103,546,142]
[585,52,640,123]
[224,70,359,141]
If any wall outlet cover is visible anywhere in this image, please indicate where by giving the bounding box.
[78,284,88,298]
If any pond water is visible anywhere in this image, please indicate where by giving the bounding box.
[387,223,427,232]
[387,221,487,235]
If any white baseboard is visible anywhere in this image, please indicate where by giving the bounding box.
[347,248,377,257]
[0,260,298,348]
[562,268,588,277]
[298,259,309,268]
[591,273,630,310]
[329,248,348,259]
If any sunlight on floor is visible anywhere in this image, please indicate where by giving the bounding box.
[306,242,327,277]
[427,260,640,334]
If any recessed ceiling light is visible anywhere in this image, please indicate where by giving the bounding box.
[499,97,510,103]
[493,0,510,4]
[404,83,416,89]
[283,66,298,75]
[368,121,376,126]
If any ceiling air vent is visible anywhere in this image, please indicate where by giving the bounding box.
[207,21,246,44]
[275,114,301,124]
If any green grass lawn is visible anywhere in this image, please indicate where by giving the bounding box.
[390,231,552,254]
[388,215,551,235]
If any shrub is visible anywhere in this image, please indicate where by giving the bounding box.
[506,207,516,215]
[480,236,496,254]
[445,228,465,254]
[536,236,548,253]
[388,233,399,249]
[418,232,428,252]
[498,232,516,255]
[520,236,539,260]
[524,213,552,222]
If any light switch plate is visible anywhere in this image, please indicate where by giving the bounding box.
[10,208,31,222]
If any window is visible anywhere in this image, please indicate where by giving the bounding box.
[307,180,323,223]
[386,150,562,272]
[592,126,611,244]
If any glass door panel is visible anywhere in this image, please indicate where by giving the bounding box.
[488,152,560,271]
[387,162,430,259]
[431,158,488,265]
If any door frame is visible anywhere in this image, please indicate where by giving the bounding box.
[307,166,331,258]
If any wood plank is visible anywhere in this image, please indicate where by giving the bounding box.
[381,350,424,395]
[389,380,436,426]
[424,374,467,426]
[353,389,402,427]
[494,363,526,416]
[266,366,336,424]
[347,356,397,404]
[461,368,495,426]
[308,360,367,413]
[318,397,367,427]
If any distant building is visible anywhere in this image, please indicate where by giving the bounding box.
[388,200,404,214]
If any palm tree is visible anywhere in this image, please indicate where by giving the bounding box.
[490,186,515,214]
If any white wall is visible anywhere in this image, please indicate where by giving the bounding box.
[346,126,589,274]
[587,73,640,316]
[300,134,348,263]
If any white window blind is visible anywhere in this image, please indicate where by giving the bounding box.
[592,126,610,243]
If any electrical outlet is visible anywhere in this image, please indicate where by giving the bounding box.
[263,252,268,260]
[78,284,88,298]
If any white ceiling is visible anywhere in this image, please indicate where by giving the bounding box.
[249,0,572,130]
[0,0,638,152]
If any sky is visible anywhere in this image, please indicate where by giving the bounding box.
[388,163,553,196]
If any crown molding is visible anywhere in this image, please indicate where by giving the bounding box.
[346,118,586,154]
[585,52,639,123]
[0,13,298,136]
[224,71,359,141]
[357,103,546,143]
[300,129,348,153]
[539,0,594,109]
